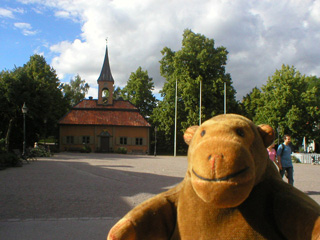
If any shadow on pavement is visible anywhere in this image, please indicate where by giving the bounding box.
[0,157,184,221]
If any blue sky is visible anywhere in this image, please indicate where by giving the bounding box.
[1,0,320,100]
[0,0,82,78]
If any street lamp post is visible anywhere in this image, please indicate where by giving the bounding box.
[21,102,28,156]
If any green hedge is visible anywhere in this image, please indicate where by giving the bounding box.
[116,147,127,154]
[80,144,92,153]
[30,146,51,157]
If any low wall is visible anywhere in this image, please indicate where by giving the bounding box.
[292,153,320,164]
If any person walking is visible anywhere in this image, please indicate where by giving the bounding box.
[277,134,293,185]
[267,142,278,168]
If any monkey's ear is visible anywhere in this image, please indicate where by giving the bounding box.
[183,126,199,145]
[257,124,275,148]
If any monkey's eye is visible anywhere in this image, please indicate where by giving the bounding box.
[236,128,245,137]
[201,130,206,137]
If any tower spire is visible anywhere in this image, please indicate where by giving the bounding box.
[97,44,114,83]
[97,44,114,105]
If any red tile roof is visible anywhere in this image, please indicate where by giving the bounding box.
[59,99,150,127]
[74,99,137,110]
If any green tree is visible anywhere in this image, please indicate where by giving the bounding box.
[151,29,239,153]
[62,74,89,107]
[253,64,320,146]
[240,87,262,120]
[0,70,18,151]
[121,67,157,118]
[113,86,122,100]
[0,54,68,151]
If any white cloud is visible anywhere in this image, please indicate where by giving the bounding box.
[54,10,70,19]
[14,22,31,29]
[23,0,320,100]
[0,8,15,18]
[309,0,320,23]
[0,6,25,19]
[14,22,38,36]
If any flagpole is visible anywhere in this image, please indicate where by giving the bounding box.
[224,81,227,114]
[174,78,177,157]
[199,78,202,125]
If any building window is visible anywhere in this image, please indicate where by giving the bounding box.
[120,137,127,145]
[82,136,90,144]
[135,138,143,145]
[66,136,74,144]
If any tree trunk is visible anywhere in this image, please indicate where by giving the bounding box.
[5,118,14,152]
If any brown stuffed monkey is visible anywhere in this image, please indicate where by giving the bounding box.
[107,114,320,240]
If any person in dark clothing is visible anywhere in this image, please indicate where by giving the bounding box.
[277,134,293,185]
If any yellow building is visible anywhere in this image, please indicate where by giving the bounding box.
[58,46,151,154]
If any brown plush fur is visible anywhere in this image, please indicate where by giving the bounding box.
[107,114,320,240]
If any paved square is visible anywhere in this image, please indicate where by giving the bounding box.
[1,153,319,239]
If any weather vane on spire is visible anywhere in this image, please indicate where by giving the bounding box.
[105,37,108,45]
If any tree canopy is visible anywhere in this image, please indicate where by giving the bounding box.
[120,66,157,118]
[240,87,262,120]
[151,29,239,153]
[246,64,320,146]
[61,74,89,108]
[0,54,68,151]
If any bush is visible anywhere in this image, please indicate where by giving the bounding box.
[291,155,300,163]
[0,153,22,169]
[80,144,92,153]
[30,146,51,157]
[116,147,127,154]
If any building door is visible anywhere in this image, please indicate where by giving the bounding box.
[100,136,110,152]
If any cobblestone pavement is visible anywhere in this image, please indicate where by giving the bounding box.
[0,153,319,240]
